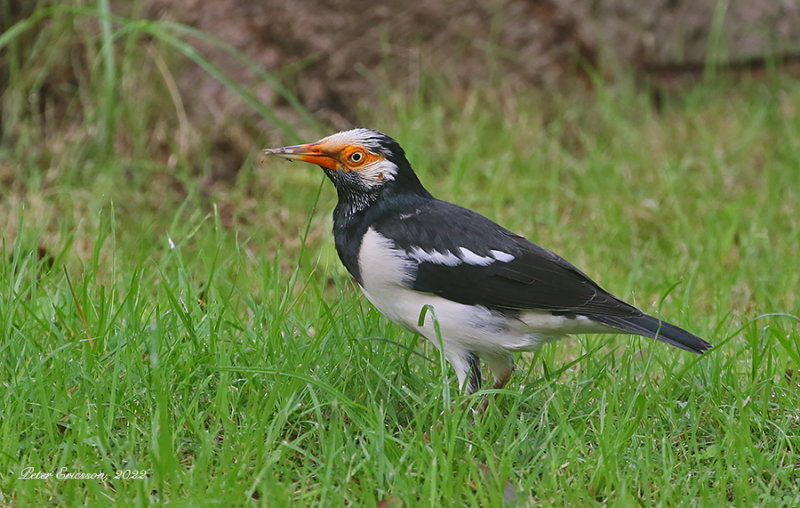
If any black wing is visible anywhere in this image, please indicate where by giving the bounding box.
[374,199,642,318]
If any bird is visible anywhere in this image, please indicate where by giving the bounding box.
[263,128,711,399]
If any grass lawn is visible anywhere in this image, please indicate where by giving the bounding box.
[2,10,800,506]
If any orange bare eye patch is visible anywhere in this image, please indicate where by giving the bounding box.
[342,146,382,171]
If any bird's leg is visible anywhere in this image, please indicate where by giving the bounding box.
[492,368,514,390]
[477,353,515,413]
[477,371,513,414]
[464,352,482,393]
[442,349,481,394]
[462,353,483,410]
[437,350,482,414]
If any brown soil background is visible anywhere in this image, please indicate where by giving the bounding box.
[3,0,799,175]
[143,0,800,127]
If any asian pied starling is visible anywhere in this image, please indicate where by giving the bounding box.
[264,129,711,397]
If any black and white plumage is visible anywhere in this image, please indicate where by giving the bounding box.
[264,129,712,396]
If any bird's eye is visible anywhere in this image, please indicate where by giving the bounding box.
[348,151,364,164]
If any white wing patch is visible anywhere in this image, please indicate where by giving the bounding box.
[408,247,462,266]
[459,247,494,266]
[406,246,516,266]
[490,250,515,262]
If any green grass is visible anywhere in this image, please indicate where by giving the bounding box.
[2,5,800,506]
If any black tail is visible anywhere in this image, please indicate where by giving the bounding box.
[591,313,712,354]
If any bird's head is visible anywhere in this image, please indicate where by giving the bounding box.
[264,129,428,207]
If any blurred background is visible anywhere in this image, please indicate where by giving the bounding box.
[2,0,800,246]
[5,0,800,147]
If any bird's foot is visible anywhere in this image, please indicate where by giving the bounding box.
[475,370,514,415]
